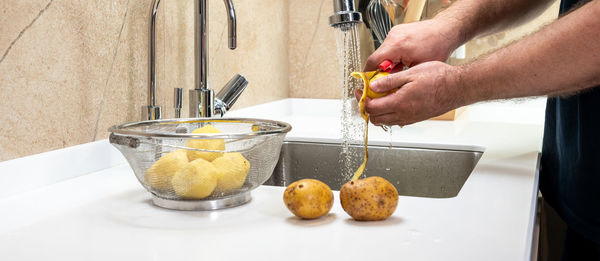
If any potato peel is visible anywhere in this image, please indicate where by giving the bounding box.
[349,71,372,181]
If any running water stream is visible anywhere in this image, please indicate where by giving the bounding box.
[333,23,363,180]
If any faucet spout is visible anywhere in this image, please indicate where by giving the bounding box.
[196,0,237,91]
[191,0,247,118]
[224,0,237,50]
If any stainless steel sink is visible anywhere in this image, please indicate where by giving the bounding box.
[265,141,483,198]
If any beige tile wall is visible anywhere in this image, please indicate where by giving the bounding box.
[0,0,288,162]
[288,0,338,99]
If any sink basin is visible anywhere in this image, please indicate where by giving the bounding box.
[265,141,483,198]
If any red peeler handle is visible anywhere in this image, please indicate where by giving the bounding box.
[378,60,398,72]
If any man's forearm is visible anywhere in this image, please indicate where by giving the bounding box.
[459,0,600,104]
[435,0,556,47]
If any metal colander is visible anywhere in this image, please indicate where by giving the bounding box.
[108,118,291,210]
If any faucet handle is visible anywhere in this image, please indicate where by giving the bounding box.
[216,74,248,114]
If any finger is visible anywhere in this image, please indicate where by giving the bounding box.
[389,66,405,73]
[354,89,363,102]
[366,81,417,116]
[370,70,411,93]
[371,114,418,127]
[369,113,399,126]
[385,121,412,128]
[364,95,397,116]
[364,51,382,71]
[364,47,392,72]
[392,120,416,126]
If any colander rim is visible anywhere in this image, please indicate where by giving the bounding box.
[108,117,292,139]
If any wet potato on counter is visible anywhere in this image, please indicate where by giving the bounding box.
[283,179,334,219]
[340,176,399,221]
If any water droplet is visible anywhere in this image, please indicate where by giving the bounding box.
[388,126,393,149]
[409,229,421,236]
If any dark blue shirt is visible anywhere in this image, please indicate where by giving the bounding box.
[540,0,600,244]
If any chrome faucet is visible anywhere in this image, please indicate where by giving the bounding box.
[329,0,363,27]
[190,0,248,118]
[143,0,248,120]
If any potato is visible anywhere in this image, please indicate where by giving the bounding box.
[145,149,188,191]
[212,152,250,193]
[340,176,399,221]
[171,158,218,199]
[283,179,334,219]
[350,71,396,99]
[186,124,225,162]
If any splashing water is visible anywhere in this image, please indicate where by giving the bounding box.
[334,23,363,180]
[387,125,393,149]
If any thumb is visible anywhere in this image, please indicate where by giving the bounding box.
[370,71,410,93]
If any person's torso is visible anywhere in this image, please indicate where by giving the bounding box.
[540,0,600,244]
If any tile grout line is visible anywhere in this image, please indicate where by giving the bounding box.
[296,0,325,93]
[92,0,131,141]
[163,1,167,104]
[210,25,227,82]
[0,0,54,65]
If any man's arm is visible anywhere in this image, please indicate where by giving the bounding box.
[461,0,600,103]
[365,0,600,126]
[364,0,555,71]
[435,0,556,44]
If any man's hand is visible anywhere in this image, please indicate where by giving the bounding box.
[364,19,461,71]
[359,61,466,126]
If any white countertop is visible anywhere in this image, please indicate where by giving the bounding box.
[0,98,546,261]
